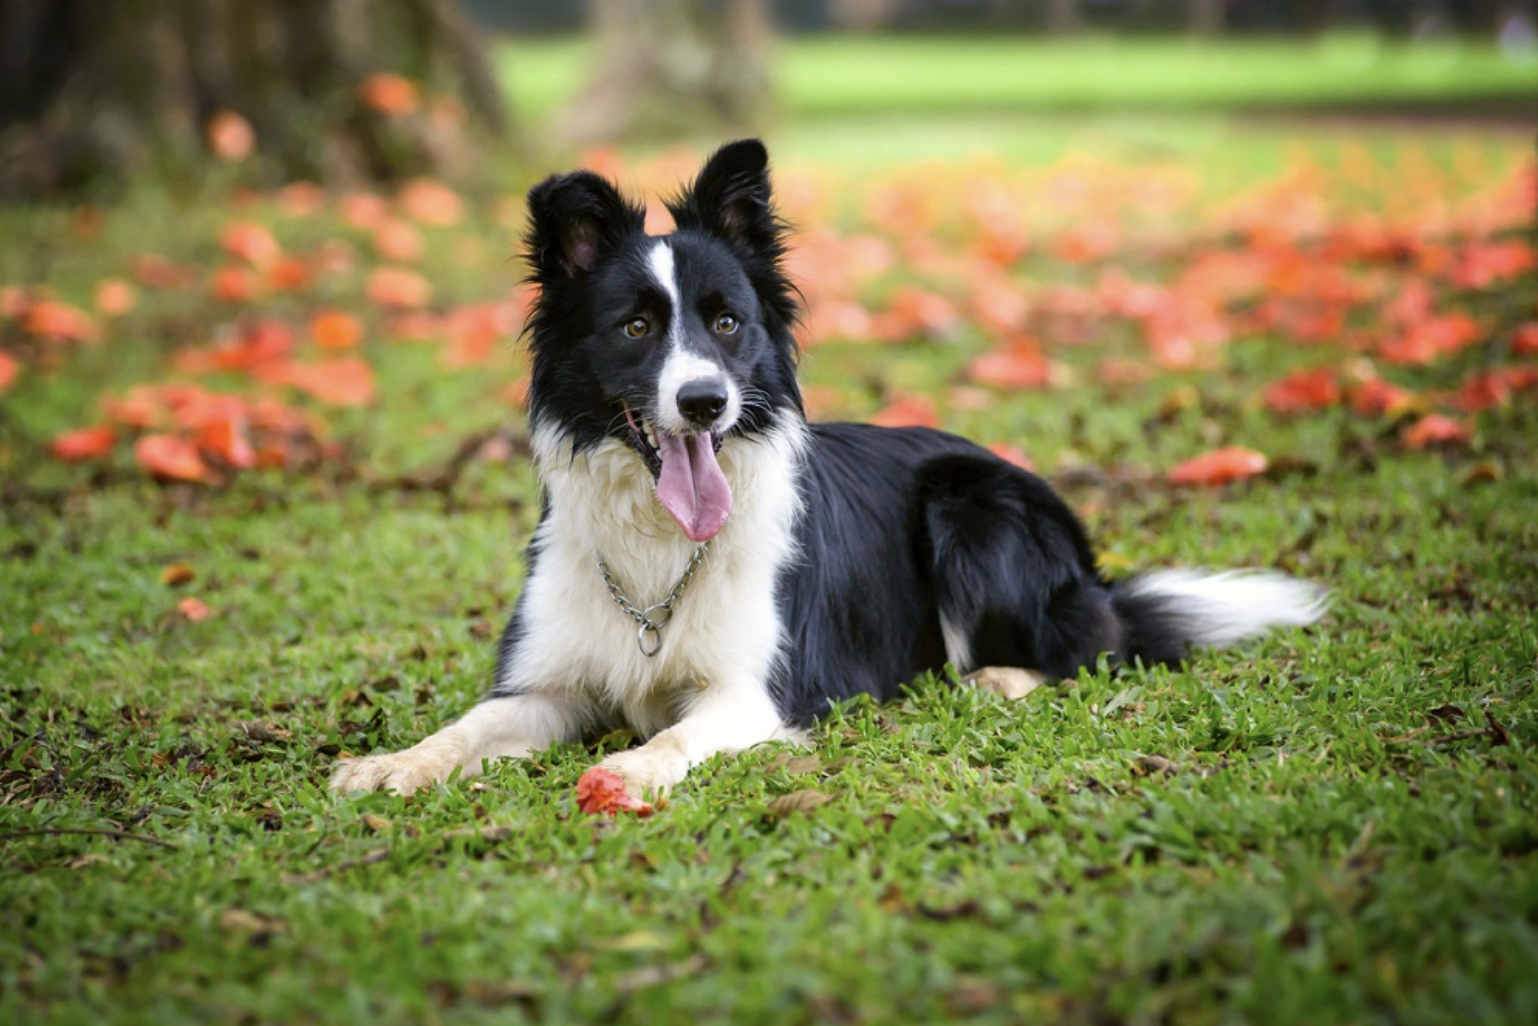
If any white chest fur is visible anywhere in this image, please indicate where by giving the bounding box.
[498,420,807,737]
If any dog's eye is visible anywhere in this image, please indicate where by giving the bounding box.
[714,313,739,336]
[623,317,650,339]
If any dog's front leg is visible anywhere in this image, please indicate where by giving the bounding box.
[329,691,580,796]
[596,678,785,801]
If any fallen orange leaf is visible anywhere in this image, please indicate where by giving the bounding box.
[1168,447,1269,487]
[968,345,1053,390]
[1402,414,1471,450]
[366,267,432,309]
[398,179,464,227]
[1513,322,1538,355]
[987,443,1036,472]
[197,410,256,469]
[311,310,365,350]
[358,73,419,116]
[94,278,138,317]
[261,357,376,407]
[177,597,216,622]
[869,394,939,429]
[205,110,255,162]
[135,434,213,483]
[372,219,423,262]
[575,767,654,817]
[0,351,17,394]
[266,256,313,292]
[220,222,281,268]
[212,266,260,303]
[1262,368,1341,414]
[23,299,99,342]
[50,425,117,461]
[1348,378,1415,418]
[161,563,197,587]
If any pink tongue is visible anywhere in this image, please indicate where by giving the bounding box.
[655,433,732,542]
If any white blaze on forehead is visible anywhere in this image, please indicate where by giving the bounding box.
[647,240,681,341]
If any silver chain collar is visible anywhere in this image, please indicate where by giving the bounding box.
[598,542,712,657]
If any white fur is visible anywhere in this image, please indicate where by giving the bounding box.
[649,240,740,434]
[939,612,974,673]
[1122,569,1328,649]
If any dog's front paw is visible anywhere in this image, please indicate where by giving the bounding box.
[595,743,685,802]
[328,747,456,796]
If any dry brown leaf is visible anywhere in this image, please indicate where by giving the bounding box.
[235,721,292,743]
[1136,754,1181,776]
[766,789,832,818]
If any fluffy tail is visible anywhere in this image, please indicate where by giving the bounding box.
[1111,570,1329,666]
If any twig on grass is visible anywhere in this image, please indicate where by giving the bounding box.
[368,427,528,500]
[284,824,514,885]
[0,827,177,850]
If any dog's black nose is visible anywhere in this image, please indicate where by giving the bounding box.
[677,378,729,427]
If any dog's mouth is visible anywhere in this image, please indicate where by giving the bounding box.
[623,406,732,543]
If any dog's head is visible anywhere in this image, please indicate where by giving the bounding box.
[522,140,802,542]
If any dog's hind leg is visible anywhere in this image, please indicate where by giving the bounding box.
[920,454,1122,681]
[964,666,1051,700]
[328,692,582,796]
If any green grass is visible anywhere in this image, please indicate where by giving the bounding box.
[4,110,1538,1025]
[498,32,1538,124]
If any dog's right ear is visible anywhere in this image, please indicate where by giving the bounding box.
[524,170,644,281]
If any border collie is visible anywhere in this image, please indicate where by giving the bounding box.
[329,140,1325,803]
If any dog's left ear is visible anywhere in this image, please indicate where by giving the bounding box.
[667,139,781,257]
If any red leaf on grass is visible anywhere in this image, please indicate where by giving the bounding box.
[51,425,117,461]
[1514,323,1538,355]
[0,351,17,394]
[372,220,423,262]
[311,310,364,350]
[212,266,260,303]
[220,222,281,268]
[197,410,256,469]
[366,267,432,309]
[261,357,376,407]
[575,767,654,817]
[398,178,464,227]
[988,443,1036,472]
[135,434,213,482]
[177,597,216,622]
[205,110,255,163]
[1402,414,1471,450]
[358,73,419,116]
[869,394,939,429]
[967,343,1053,390]
[1262,368,1341,413]
[1348,378,1415,418]
[1379,314,1482,365]
[23,299,99,343]
[94,278,137,317]
[1168,447,1269,487]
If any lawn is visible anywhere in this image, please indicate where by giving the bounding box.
[3,38,1538,1026]
[498,32,1538,124]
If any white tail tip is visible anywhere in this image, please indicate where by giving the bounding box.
[1122,569,1329,649]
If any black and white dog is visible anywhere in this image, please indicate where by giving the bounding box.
[330,140,1325,802]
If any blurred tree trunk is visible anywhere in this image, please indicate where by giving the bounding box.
[0,0,510,200]
[1046,0,1081,34]
[560,0,774,145]
[1190,0,1225,35]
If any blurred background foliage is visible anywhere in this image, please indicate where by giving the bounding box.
[0,0,1533,197]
